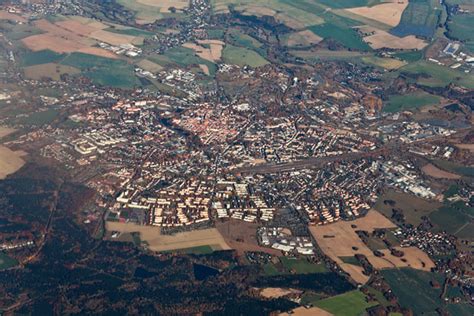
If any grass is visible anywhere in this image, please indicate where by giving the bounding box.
[339,256,362,266]
[447,13,474,43]
[432,159,474,177]
[21,50,65,67]
[300,292,326,306]
[381,268,445,315]
[383,92,440,113]
[392,51,423,63]
[0,21,43,40]
[364,286,391,307]
[262,262,280,276]
[280,257,328,274]
[61,52,140,88]
[222,44,269,68]
[429,202,474,238]
[309,22,371,51]
[400,60,474,89]
[162,245,215,255]
[17,109,59,126]
[315,290,378,316]
[391,0,441,38]
[0,252,18,270]
[106,26,154,37]
[361,56,406,70]
[163,46,217,76]
[374,189,442,226]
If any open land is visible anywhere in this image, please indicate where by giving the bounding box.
[106,221,231,252]
[422,163,461,179]
[279,306,334,316]
[259,287,302,299]
[345,1,409,27]
[310,210,434,284]
[359,26,427,50]
[0,145,26,180]
[314,290,377,316]
[23,63,80,81]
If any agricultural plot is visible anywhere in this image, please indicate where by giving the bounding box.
[390,0,441,38]
[446,13,474,53]
[400,61,474,89]
[429,202,474,239]
[374,189,442,226]
[381,268,445,315]
[0,145,25,180]
[0,252,19,270]
[23,63,80,81]
[105,221,230,252]
[315,290,378,316]
[346,0,409,27]
[61,53,140,88]
[310,210,434,284]
[392,50,423,62]
[20,50,65,67]
[383,92,440,112]
[117,0,184,24]
[162,46,217,75]
[359,26,427,50]
[222,45,269,68]
[282,30,323,47]
[361,56,407,70]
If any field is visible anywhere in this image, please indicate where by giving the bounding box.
[359,26,427,50]
[0,145,26,179]
[0,10,27,23]
[399,61,474,89]
[282,30,323,47]
[0,252,19,270]
[182,40,225,63]
[222,44,269,68]
[280,257,328,274]
[390,0,441,38]
[310,210,434,284]
[279,306,332,316]
[421,163,461,179]
[20,50,65,67]
[374,189,442,226]
[106,221,231,252]
[117,0,184,24]
[429,202,474,239]
[314,290,378,316]
[361,56,407,70]
[259,287,302,299]
[24,63,80,81]
[446,12,474,53]
[381,268,445,315]
[60,53,140,88]
[432,159,474,177]
[346,0,408,27]
[392,50,423,62]
[309,22,371,51]
[161,46,218,75]
[383,92,440,112]
[17,109,60,126]
[216,220,281,256]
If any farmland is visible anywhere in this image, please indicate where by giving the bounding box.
[0,145,25,179]
[0,252,19,270]
[106,221,231,252]
[383,92,440,113]
[390,0,441,38]
[24,63,80,81]
[429,202,474,239]
[381,268,446,315]
[116,0,185,24]
[314,290,378,316]
[222,44,269,68]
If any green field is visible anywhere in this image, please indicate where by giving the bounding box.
[222,44,269,67]
[0,21,43,40]
[315,290,378,316]
[20,50,65,67]
[106,26,154,37]
[61,53,140,88]
[432,159,474,177]
[381,268,445,315]
[162,245,215,255]
[309,22,371,51]
[116,0,181,23]
[400,61,474,89]
[446,9,474,53]
[280,257,328,274]
[0,252,19,270]
[429,202,474,238]
[391,0,441,38]
[383,92,440,113]
[339,256,362,266]
[162,47,217,75]
[392,50,423,63]
[374,189,442,226]
[17,109,60,126]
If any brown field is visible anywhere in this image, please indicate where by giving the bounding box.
[286,30,323,47]
[310,210,433,284]
[199,64,210,75]
[183,40,224,62]
[106,221,230,252]
[0,145,26,179]
[380,246,435,270]
[137,0,189,12]
[23,63,80,81]
[280,306,333,316]
[259,287,302,299]
[216,219,282,256]
[0,10,27,22]
[422,163,461,179]
[346,1,409,27]
[21,18,139,58]
[236,5,277,17]
[360,27,428,50]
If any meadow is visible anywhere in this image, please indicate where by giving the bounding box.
[383,92,440,113]
[222,45,269,68]
[0,252,18,270]
[390,0,441,38]
[429,202,474,239]
[314,290,377,316]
